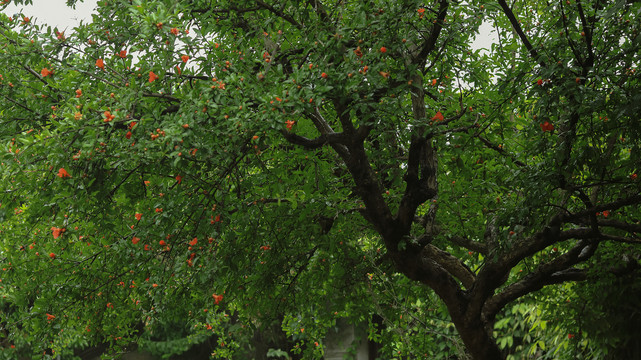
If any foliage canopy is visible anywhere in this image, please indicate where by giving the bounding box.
[1,0,640,359]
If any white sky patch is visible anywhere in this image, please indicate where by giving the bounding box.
[2,0,98,29]
[471,21,497,54]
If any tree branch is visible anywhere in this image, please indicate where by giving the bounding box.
[281,131,350,149]
[483,239,594,321]
[424,244,476,289]
[255,0,303,29]
[414,0,449,64]
[448,235,488,254]
[497,0,546,68]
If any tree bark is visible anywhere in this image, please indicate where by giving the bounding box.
[454,320,504,360]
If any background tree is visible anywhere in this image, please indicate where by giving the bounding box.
[0,0,640,359]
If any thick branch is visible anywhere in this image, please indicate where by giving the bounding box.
[561,194,641,223]
[497,0,546,68]
[483,239,594,321]
[281,131,350,149]
[397,77,438,229]
[414,0,449,63]
[448,235,488,254]
[424,244,475,289]
[304,107,350,158]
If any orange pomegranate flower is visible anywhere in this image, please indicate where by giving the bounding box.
[212,293,223,305]
[96,58,105,69]
[540,121,554,132]
[181,55,189,63]
[57,168,71,178]
[149,71,159,82]
[431,111,444,122]
[135,213,142,221]
[51,227,65,239]
[132,236,140,245]
[103,110,115,122]
[41,68,53,77]
[46,313,56,321]
[75,89,82,97]
[119,50,127,58]
[285,120,295,131]
[189,237,198,246]
[175,175,183,184]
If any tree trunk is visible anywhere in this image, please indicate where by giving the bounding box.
[454,319,504,360]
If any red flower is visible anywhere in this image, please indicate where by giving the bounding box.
[380,46,387,53]
[431,111,444,122]
[149,71,159,82]
[181,55,189,63]
[159,240,166,246]
[568,333,575,339]
[132,236,140,245]
[321,72,328,79]
[75,89,82,98]
[135,213,142,221]
[212,293,223,305]
[118,50,127,58]
[631,173,638,180]
[170,27,180,36]
[103,110,115,122]
[51,227,65,239]
[285,120,295,131]
[57,168,71,178]
[46,313,56,321]
[96,58,105,69]
[155,208,163,213]
[189,237,198,246]
[41,68,53,77]
[49,252,56,259]
[602,210,610,218]
[175,175,183,184]
[537,79,543,86]
[125,131,132,139]
[260,245,271,251]
[540,121,554,132]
